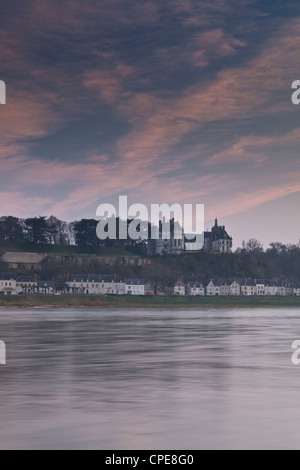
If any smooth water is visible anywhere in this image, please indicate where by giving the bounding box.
[0,308,300,450]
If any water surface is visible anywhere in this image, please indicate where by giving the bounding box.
[0,308,300,449]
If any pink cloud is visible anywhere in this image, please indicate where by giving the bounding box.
[210,179,300,220]
[204,128,300,166]
[106,18,300,166]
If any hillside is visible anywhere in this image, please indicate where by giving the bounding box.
[0,243,299,284]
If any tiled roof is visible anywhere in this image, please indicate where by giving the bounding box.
[0,272,16,280]
[37,281,56,287]
[16,276,36,283]
[126,279,145,285]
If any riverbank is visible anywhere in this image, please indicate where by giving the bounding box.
[0,294,300,309]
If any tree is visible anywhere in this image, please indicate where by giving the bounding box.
[242,238,264,253]
[46,216,71,245]
[24,216,48,244]
[0,216,24,243]
[73,219,102,250]
[45,221,59,244]
[267,242,284,255]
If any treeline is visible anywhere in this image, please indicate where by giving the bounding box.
[0,215,148,254]
[0,216,72,245]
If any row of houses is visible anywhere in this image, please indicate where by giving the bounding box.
[0,273,55,295]
[174,279,300,297]
[0,273,153,296]
[1,272,300,297]
[66,275,152,296]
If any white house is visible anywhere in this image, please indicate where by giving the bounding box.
[67,275,101,294]
[67,275,126,295]
[230,281,241,296]
[293,287,300,296]
[0,273,17,294]
[256,282,266,296]
[219,280,230,296]
[206,280,220,296]
[126,279,145,296]
[98,275,126,295]
[186,282,205,296]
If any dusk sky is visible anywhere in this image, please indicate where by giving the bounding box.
[0,0,299,248]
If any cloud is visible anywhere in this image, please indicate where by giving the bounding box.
[84,65,135,105]
[156,28,246,69]
[80,17,300,170]
[203,128,300,166]
[0,191,51,217]
[211,178,300,220]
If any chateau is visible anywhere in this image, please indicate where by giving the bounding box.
[204,218,233,253]
[148,218,233,256]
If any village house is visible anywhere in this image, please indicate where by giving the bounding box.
[278,282,293,296]
[265,281,280,296]
[277,281,293,296]
[37,281,56,295]
[293,287,300,296]
[97,275,126,295]
[67,274,100,294]
[0,272,17,294]
[186,282,205,296]
[241,280,256,296]
[219,279,230,296]
[256,281,266,296]
[16,275,37,294]
[230,280,241,296]
[206,280,221,296]
[174,278,185,296]
[126,279,145,296]
[66,274,126,295]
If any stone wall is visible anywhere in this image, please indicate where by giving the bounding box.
[1,251,151,271]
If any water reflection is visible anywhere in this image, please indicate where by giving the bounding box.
[0,309,300,449]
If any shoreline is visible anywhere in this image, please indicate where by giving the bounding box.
[0,295,299,309]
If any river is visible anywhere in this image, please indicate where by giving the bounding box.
[0,308,300,449]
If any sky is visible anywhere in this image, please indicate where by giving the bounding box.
[0,0,299,249]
